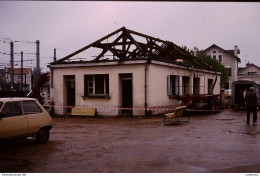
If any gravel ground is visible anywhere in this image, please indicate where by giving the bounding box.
[0,110,259,173]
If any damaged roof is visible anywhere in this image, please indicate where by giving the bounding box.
[50,27,214,71]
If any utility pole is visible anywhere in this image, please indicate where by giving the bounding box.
[36,40,40,80]
[10,41,14,91]
[21,51,23,91]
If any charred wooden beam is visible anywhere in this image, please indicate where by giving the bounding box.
[122,27,143,51]
[93,32,124,61]
[57,27,125,63]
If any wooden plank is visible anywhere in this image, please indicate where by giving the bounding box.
[71,108,97,116]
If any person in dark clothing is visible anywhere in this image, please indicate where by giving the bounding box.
[245,87,258,125]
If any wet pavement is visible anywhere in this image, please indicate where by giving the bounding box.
[0,110,259,173]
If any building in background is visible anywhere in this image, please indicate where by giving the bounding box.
[194,44,241,89]
[238,62,260,82]
[3,68,33,91]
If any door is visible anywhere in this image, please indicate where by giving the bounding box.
[120,74,133,114]
[0,101,28,138]
[22,100,46,135]
[65,76,75,113]
[193,77,200,95]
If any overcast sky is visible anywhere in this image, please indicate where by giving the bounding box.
[0,1,260,72]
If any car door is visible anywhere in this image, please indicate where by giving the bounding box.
[22,100,45,135]
[0,101,28,139]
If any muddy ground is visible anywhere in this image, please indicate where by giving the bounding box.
[0,110,260,173]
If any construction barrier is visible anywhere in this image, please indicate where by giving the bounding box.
[43,104,177,111]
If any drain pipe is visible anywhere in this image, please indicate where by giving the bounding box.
[144,62,148,116]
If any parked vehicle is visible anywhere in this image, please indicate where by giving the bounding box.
[231,80,260,109]
[0,97,53,143]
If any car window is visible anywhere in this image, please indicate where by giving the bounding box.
[1,101,22,117]
[23,100,42,115]
[0,101,2,109]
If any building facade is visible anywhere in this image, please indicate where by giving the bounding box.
[238,63,260,82]
[194,44,241,89]
[49,27,221,116]
[1,67,32,91]
[49,60,220,116]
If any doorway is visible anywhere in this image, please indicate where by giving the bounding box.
[193,77,200,95]
[208,79,213,94]
[120,74,133,115]
[64,75,75,113]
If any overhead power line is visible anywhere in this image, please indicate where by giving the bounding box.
[0,52,10,55]
[14,52,36,55]
[0,40,10,44]
[13,40,37,44]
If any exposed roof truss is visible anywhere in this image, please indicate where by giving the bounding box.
[54,27,213,71]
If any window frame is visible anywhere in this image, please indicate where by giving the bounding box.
[218,55,223,62]
[1,101,23,118]
[225,67,231,77]
[167,75,180,98]
[84,74,110,98]
[22,100,42,115]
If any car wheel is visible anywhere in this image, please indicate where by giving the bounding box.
[36,129,49,143]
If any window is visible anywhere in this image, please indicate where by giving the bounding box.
[84,74,109,96]
[1,101,22,117]
[208,79,213,94]
[23,100,42,115]
[248,71,256,75]
[182,76,190,95]
[218,55,222,62]
[225,68,231,77]
[167,75,180,96]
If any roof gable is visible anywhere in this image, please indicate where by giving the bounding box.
[238,63,260,74]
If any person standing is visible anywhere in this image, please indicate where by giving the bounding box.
[245,87,258,125]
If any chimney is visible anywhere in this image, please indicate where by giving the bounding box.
[234,45,238,57]
[194,46,199,56]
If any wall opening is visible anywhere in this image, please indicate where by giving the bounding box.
[182,76,190,95]
[64,75,75,113]
[208,79,213,94]
[120,73,133,115]
[193,77,200,95]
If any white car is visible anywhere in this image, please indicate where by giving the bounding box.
[0,97,53,143]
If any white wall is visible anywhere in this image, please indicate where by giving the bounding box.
[147,61,220,115]
[51,63,146,116]
[50,61,220,116]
